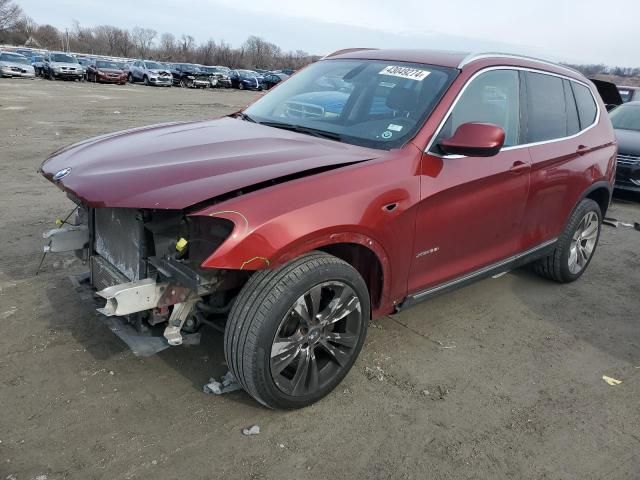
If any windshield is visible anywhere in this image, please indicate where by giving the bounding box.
[610,104,640,131]
[77,58,90,65]
[50,53,77,63]
[0,53,29,64]
[238,70,257,78]
[96,60,121,70]
[244,59,456,149]
[144,61,163,70]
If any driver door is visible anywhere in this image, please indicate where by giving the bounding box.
[408,68,531,294]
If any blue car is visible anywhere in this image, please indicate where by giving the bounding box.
[229,70,264,90]
[284,90,393,119]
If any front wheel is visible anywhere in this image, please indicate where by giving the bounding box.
[531,198,602,283]
[143,75,149,86]
[237,82,244,90]
[224,252,369,409]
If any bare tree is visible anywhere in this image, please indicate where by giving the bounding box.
[33,24,60,50]
[0,0,22,34]
[158,32,177,61]
[131,26,156,58]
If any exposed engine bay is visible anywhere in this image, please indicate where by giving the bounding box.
[43,201,248,354]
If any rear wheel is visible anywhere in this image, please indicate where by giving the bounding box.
[224,252,369,409]
[531,198,602,283]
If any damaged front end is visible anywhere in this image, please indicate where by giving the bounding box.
[44,201,245,355]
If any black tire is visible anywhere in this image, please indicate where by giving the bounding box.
[238,82,244,90]
[128,73,133,83]
[531,198,602,283]
[143,75,149,86]
[224,252,370,409]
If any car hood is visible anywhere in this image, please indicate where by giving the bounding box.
[98,68,125,74]
[50,62,81,68]
[148,69,171,75]
[40,117,381,209]
[0,61,33,69]
[615,128,640,156]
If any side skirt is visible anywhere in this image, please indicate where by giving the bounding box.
[396,239,557,312]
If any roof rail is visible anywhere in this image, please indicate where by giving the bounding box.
[320,48,379,60]
[458,52,582,76]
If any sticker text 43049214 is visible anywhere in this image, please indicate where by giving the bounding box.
[379,66,431,81]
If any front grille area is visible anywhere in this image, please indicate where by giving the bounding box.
[94,208,144,281]
[617,153,640,166]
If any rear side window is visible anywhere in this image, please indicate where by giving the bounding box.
[524,72,568,142]
[572,83,598,129]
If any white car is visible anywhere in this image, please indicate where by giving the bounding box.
[127,60,172,86]
[0,52,36,78]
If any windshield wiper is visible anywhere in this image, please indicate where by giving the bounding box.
[232,112,256,123]
[259,121,342,141]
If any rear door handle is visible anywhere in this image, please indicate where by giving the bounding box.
[577,145,589,155]
[509,161,530,174]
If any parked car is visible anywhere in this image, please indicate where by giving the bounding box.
[195,65,220,88]
[87,59,127,84]
[39,49,616,410]
[208,66,232,87]
[229,69,263,90]
[43,52,83,81]
[30,54,45,76]
[590,79,623,111]
[0,51,35,78]
[609,101,640,191]
[170,63,210,88]
[127,60,172,86]
[76,57,92,79]
[618,86,640,103]
[262,72,289,90]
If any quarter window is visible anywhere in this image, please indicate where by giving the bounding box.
[563,79,580,136]
[572,82,598,129]
[435,69,521,151]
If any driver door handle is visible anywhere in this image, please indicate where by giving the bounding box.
[509,161,530,174]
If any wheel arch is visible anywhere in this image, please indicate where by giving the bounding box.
[581,181,612,217]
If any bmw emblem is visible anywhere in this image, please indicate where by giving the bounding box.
[53,167,72,181]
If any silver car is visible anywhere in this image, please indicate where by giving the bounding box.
[0,52,36,78]
[43,52,83,81]
[127,60,172,87]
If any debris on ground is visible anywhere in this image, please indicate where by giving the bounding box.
[203,370,242,395]
[602,375,622,386]
[242,425,260,436]
[603,217,634,228]
[364,366,385,382]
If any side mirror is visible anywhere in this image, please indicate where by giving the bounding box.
[439,122,505,157]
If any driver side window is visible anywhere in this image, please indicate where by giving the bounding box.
[435,69,522,152]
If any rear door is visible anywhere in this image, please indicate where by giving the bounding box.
[409,68,531,293]
[519,71,602,248]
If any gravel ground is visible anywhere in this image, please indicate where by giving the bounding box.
[0,78,639,480]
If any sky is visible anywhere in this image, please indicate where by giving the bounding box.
[16,0,640,66]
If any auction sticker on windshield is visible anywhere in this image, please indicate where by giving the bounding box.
[379,66,430,81]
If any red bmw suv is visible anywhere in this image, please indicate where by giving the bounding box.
[40,49,616,409]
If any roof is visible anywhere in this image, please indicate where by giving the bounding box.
[326,49,469,68]
[325,48,582,78]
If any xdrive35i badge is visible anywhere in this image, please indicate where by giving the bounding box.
[53,167,72,181]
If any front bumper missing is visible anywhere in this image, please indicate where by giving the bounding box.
[70,273,201,356]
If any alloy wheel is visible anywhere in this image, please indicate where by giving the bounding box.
[568,211,599,274]
[270,281,362,397]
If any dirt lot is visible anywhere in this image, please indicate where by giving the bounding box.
[1,78,639,480]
